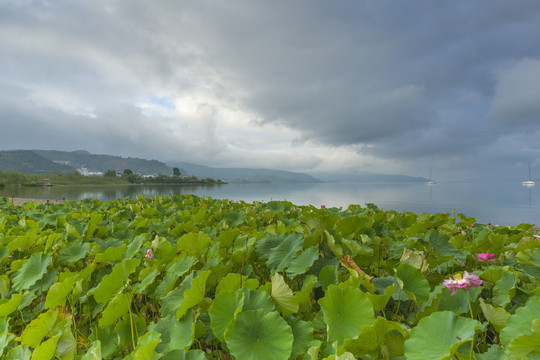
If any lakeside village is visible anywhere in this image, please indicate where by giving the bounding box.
[0,162,225,187]
[72,164,189,180]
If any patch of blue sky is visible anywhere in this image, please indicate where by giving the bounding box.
[136,96,176,116]
[149,96,176,110]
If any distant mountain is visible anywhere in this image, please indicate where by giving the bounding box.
[1,149,427,183]
[34,150,170,175]
[168,162,321,183]
[0,150,74,174]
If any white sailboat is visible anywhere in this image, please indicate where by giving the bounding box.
[522,162,535,186]
[427,168,436,185]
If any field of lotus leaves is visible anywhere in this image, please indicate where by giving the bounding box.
[0,195,539,359]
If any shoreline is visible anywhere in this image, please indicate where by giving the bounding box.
[2,196,64,206]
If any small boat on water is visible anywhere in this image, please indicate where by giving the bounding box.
[522,162,535,186]
[427,168,436,185]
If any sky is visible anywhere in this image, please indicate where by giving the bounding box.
[1,1,540,181]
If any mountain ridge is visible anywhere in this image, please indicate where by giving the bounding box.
[1,149,429,183]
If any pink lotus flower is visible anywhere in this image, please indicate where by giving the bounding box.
[477,253,496,262]
[320,205,326,209]
[145,249,153,259]
[443,271,483,296]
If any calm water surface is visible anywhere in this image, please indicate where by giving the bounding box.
[2,181,538,226]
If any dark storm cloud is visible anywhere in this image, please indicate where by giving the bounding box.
[1,0,540,178]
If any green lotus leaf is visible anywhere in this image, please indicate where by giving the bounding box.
[20,309,58,348]
[324,230,343,259]
[0,293,25,317]
[271,272,299,315]
[31,334,61,360]
[64,222,80,238]
[475,345,506,360]
[166,256,198,277]
[176,270,211,319]
[124,330,161,360]
[161,349,206,360]
[225,309,293,360]
[266,233,304,272]
[492,271,516,308]
[479,298,510,333]
[225,210,246,228]
[121,234,142,259]
[160,288,184,317]
[93,258,140,304]
[267,201,287,213]
[216,273,255,294]
[238,288,276,313]
[0,317,15,358]
[395,263,430,303]
[5,345,31,360]
[56,326,77,360]
[255,234,281,260]
[176,232,211,256]
[404,310,482,360]
[133,268,160,294]
[0,259,7,285]
[286,247,319,278]
[318,265,338,291]
[94,244,127,263]
[286,315,314,360]
[343,317,407,358]
[81,340,101,360]
[155,311,196,353]
[57,242,90,264]
[322,351,357,360]
[426,230,466,264]
[371,274,396,290]
[12,252,52,292]
[508,318,540,358]
[94,325,119,358]
[367,284,396,312]
[169,310,196,351]
[500,295,540,349]
[209,291,244,342]
[45,276,76,309]
[0,245,9,262]
[439,286,482,315]
[319,285,375,344]
[98,292,132,328]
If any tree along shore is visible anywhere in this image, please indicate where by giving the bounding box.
[0,169,226,187]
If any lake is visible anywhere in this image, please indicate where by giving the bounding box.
[1,181,538,226]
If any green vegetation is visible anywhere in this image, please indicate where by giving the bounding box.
[0,195,538,359]
[0,169,224,186]
[0,150,74,174]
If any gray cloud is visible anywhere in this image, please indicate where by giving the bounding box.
[1,1,540,179]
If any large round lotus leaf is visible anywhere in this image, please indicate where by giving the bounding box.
[404,311,481,360]
[208,291,244,342]
[237,288,275,313]
[500,295,540,349]
[319,285,374,344]
[285,315,314,359]
[395,263,430,303]
[508,319,540,358]
[225,309,293,360]
[12,253,51,292]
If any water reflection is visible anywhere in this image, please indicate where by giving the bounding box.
[1,184,225,202]
[1,181,539,225]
